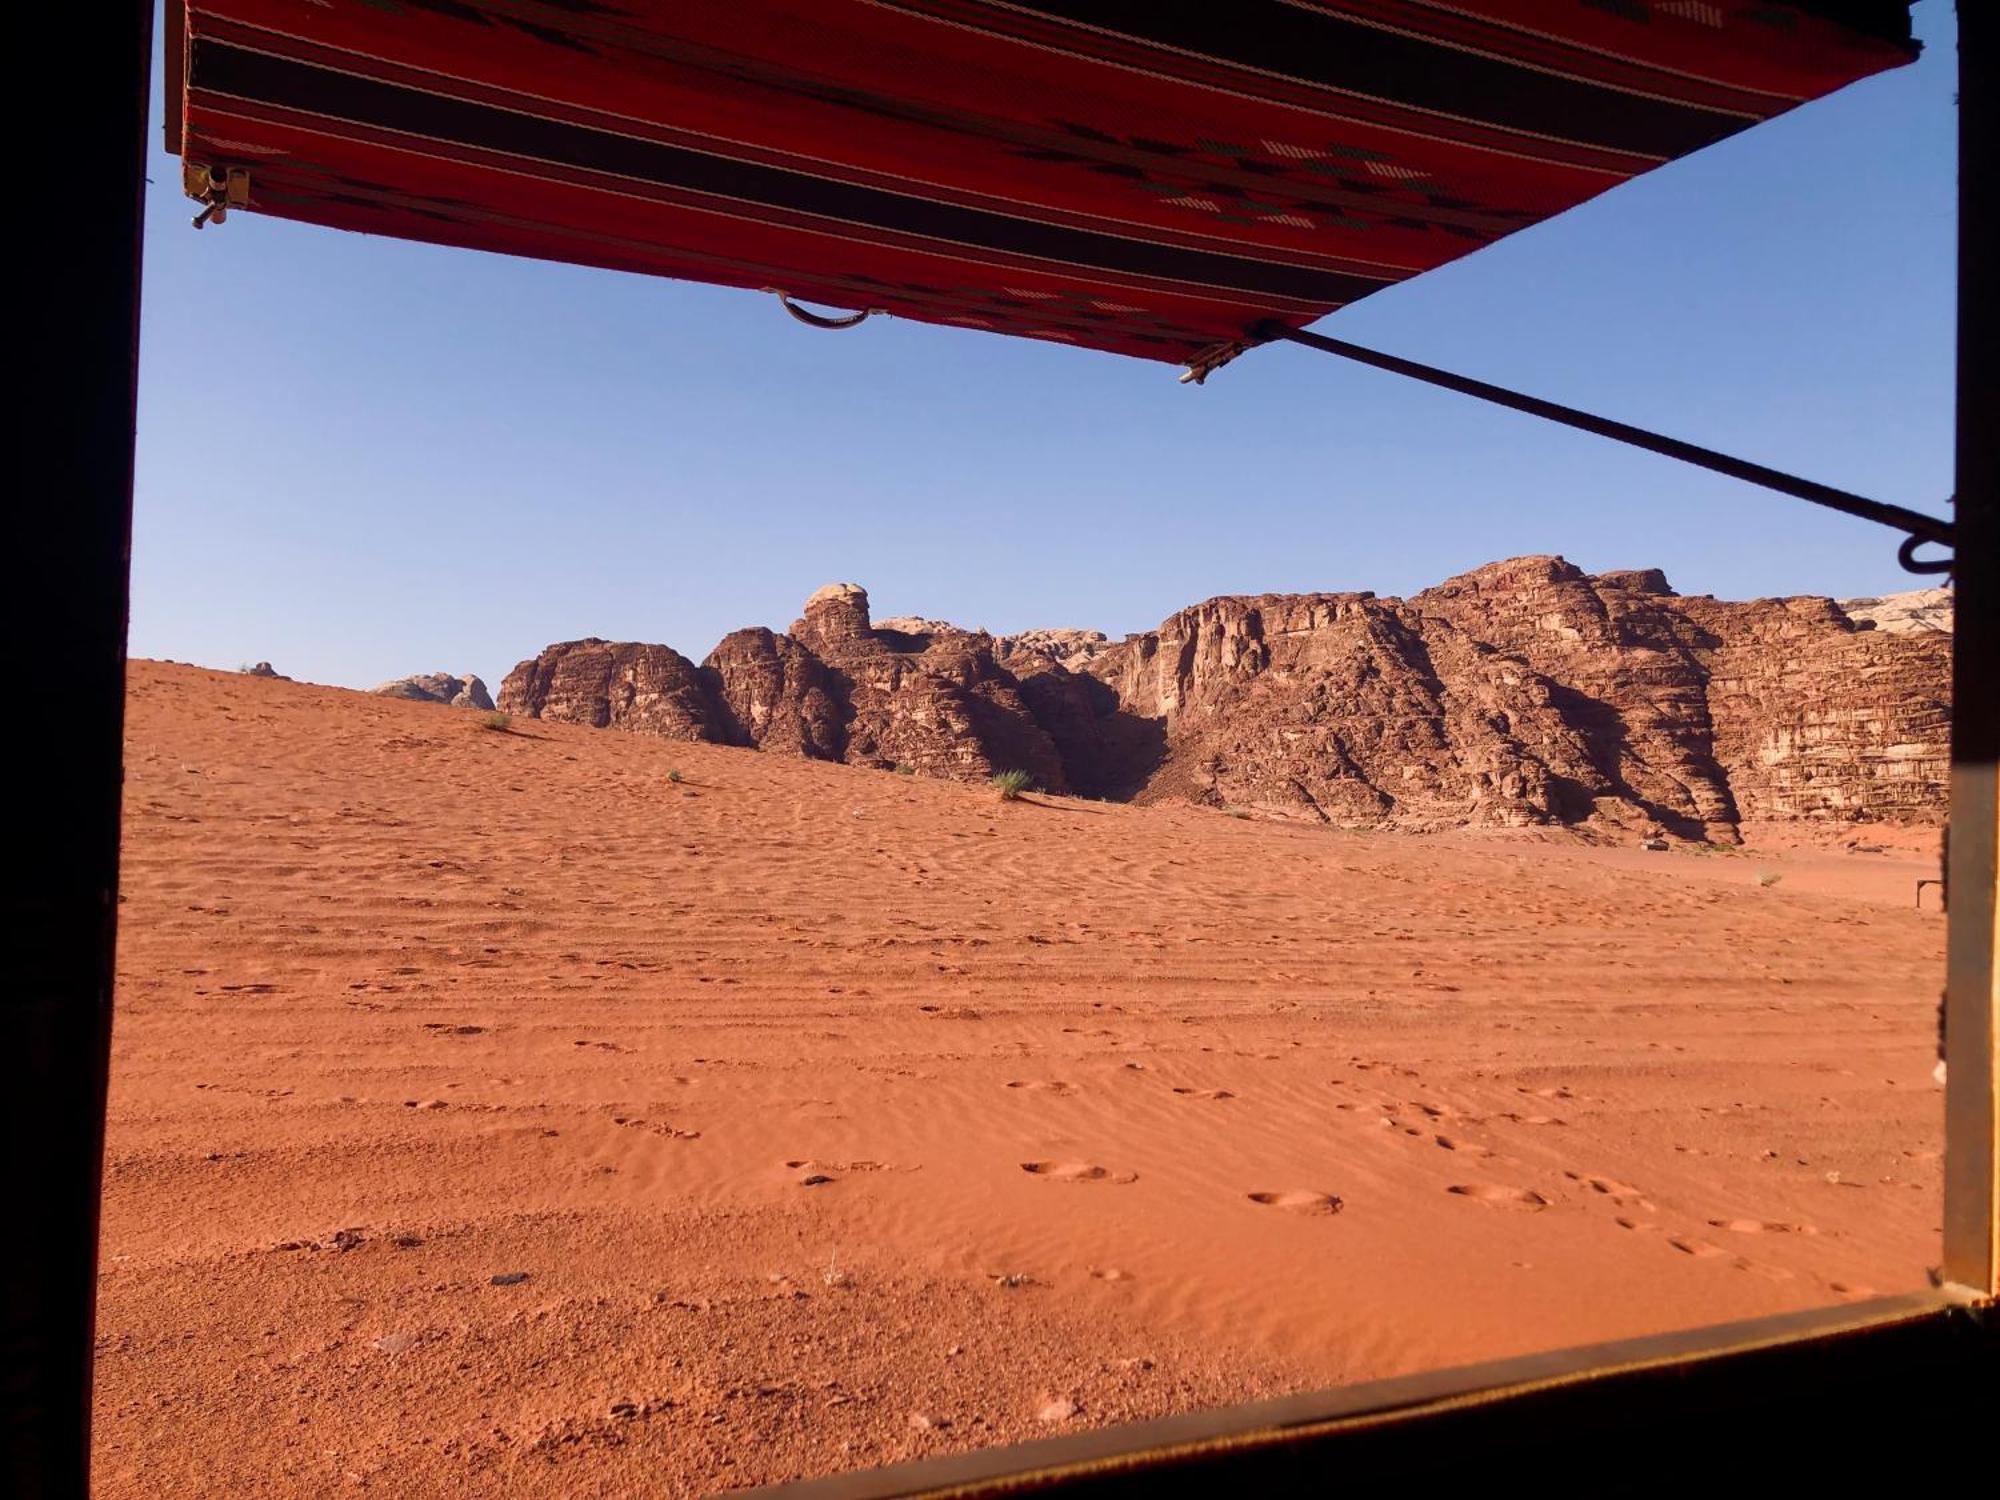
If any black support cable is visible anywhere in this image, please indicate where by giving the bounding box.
[1253,321,1955,570]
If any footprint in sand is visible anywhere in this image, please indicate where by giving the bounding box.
[1667,1236,1728,1258]
[1171,1087,1236,1101]
[1569,1173,1639,1197]
[1431,1133,1493,1155]
[1006,1081,1075,1096]
[1565,1172,1653,1208]
[1447,1183,1549,1210]
[1247,1190,1343,1216]
[787,1158,890,1173]
[1709,1218,1817,1236]
[1734,1258,1795,1281]
[1020,1161,1135,1184]
[615,1117,700,1140]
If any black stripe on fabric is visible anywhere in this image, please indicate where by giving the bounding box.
[997,0,1754,158]
[1787,1,1916,46]
[190,41,1386,306]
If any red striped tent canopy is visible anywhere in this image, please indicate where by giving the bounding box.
[167,1,1917,373]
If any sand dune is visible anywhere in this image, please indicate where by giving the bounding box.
[94,663,1945,1495]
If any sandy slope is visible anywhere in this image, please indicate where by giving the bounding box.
[94,663,1947,1496]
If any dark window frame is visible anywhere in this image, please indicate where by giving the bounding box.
[8,5,1992,1494]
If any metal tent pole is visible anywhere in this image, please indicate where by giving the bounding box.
[1252,321,1955,570]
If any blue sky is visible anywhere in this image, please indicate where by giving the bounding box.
[133,3,1958,691]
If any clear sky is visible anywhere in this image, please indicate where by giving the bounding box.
[133,3,1959,692]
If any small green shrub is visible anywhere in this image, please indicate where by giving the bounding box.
[990,769,1032,800]
[894,762,916,776]
[1224,807,1251,820]
[478,711,512,733]
[667,768,683,784]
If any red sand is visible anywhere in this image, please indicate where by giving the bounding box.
[94,663,1947,1495]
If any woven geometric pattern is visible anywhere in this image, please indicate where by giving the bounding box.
[168,2,1915,366]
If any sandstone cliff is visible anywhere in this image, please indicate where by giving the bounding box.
[498,560,1950,838]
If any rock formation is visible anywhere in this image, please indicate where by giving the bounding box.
[499,561,1950,838]
[371,672,494,710]
[778,585,1070,789]
[999,628,1114,665]
[500,586,1069,790]
[1679,590,1949,824]
[1411,558,1736,837]
[500,640,724,740]
[704,626,845,760]
[1838,588,1953,636]
[1084,585,1617,831]
[879,617,1114,666]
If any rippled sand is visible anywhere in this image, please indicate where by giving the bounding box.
[95,662,1944,1495]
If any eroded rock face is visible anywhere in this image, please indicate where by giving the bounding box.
[879,620,1115,666]
[372,672,494,710]
[1412,557,1735,838]
[1078,588,1613,830]
[502,588,1069,790]
[1000,628,1113,665]
[497,639,724,741]
[793,583,875,653]
[704,627,844,759]
[498,562,1948,835]
[1076,559,1948,835]
[784,585,1069,789]
[1677,592,1950,824]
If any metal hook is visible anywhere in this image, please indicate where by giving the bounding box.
[768,290,877,330]
[1897,533,1955,576]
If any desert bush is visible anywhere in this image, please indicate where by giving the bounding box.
[478,711,512,733]
[1224,807,1251,820]
[990,769,1032,800]
[1755,870,1783,888]
[667,768,684,784]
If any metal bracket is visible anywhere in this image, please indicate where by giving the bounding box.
[1179,340,1248,385]
[184,162,249,229]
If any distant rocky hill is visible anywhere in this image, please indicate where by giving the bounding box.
[499,561,1951,840]
[1836,588,1952,636]
[371,672,493,710]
